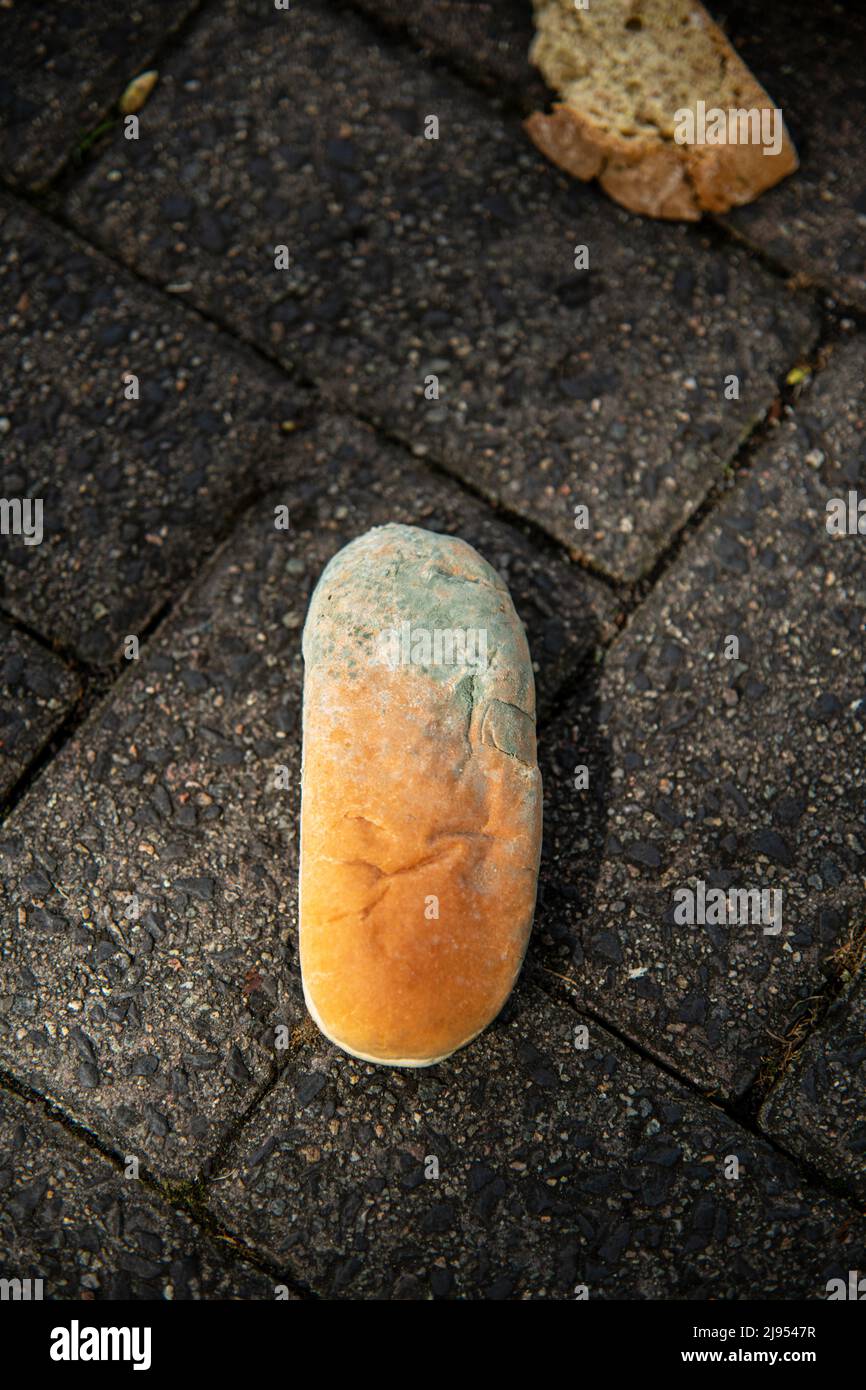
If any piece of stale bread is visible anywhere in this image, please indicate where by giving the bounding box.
[525,0,798,220]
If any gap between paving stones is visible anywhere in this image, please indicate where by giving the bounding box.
[625,317,859,612]
[0,595,181,821]
[61,0,210,190]
[0,606,90,676]
[347,308,862,630]
[0,624,80,806]
[0,190,316,664]
[0,593,190,824]
[719,220,866,325]
[0,1057,317,1300]
[337,0,546,113]
[744,918,866,1115]
[527,325,866,943]
[334,402,623,597]
[759,971,866,1205]
[3,177,852,624]
[0,355,307,821]
[2,185,323,441]
[1,671,97,825]
[0,0,213,198]
[525,319,866,745]
[526,962,866,1218]
[10,185,354,410]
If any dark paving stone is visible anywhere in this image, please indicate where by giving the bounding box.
[346,0,544,103]
[205,978,865,1299]
[64,0,818,583]
[541,335,866,1099]
[0,623,79,801]
[0,411,611,1183]
[0,0,201,191]
[0,1088,276,1299]
[760,975,866,1205]
[717,0,866,313]
[0,194,307,666]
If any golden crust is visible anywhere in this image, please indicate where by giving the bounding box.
[525,106,702,219]
[524,105,608,183]
[684,132,798,214]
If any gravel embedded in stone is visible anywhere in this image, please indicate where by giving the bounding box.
[0,1,199,190]
[0,1088,277,1299]
[0,195,307,665]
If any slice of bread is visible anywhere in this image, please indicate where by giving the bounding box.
[525,0,798,219]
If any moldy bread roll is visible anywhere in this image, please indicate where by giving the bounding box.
[299,524,542,1066]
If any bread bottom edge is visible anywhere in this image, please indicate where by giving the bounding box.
[302,982,477,1068]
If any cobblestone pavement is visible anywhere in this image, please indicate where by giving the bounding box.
[1,0,864,1300]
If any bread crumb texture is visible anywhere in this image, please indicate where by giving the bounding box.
[300,525,542,1066]
[526,0,798,219]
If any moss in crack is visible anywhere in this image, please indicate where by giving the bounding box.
[155,1172,315,1298]
[743,915,866,1119]
[73,118,117,164]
